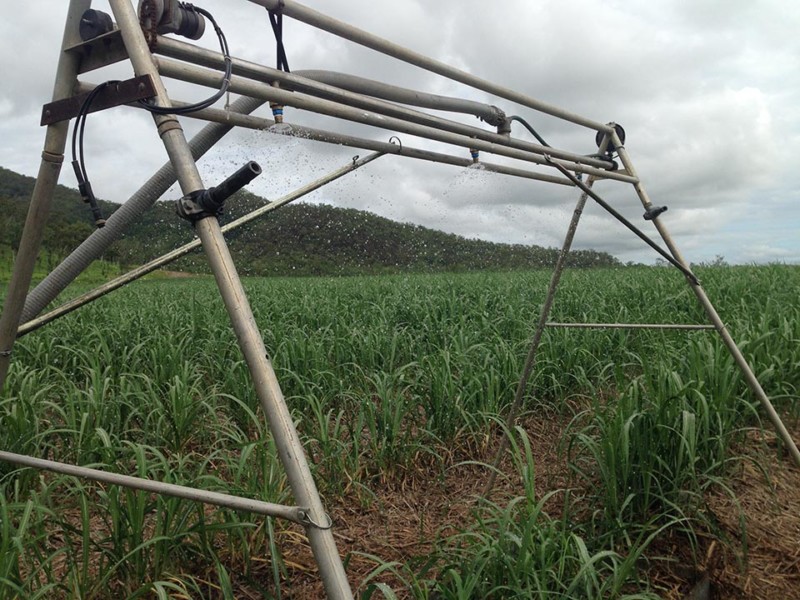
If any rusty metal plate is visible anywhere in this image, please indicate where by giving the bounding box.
[40,75,157,126]
[66,28,129,74]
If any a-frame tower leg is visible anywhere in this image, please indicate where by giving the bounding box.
[611,132,800,468]
[1,0,354,596]
[0,0,91,387]
[105,1,354,596]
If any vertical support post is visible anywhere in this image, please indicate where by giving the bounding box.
[0,0,91,390]
[107,1,354,596]
[612,130,800,468]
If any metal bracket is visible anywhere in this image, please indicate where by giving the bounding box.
[41,75,156,126]
[176,189,222,223]
[65,28,129,74]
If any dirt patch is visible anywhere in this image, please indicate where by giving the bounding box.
[266,410,575,598]
[29,407,799,599]
[649,426,800,599]
[266,415,800,599]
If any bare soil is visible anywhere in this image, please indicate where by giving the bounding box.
[40,413,798,599]
[268,418,800,599]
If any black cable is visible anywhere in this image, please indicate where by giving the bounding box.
[138,4,232,115]
[71,81,119,228]
[69,4,231,228]
[267,7,290,72]
[546,157,699,284]
[510,115,619,168]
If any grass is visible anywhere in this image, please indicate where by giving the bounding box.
[0,245,124,286]
[1,264,798,598]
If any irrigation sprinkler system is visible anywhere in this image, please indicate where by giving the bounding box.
[0,0,798,596]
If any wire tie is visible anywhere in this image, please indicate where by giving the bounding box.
[299,509,333,530]
[388,136,403,151]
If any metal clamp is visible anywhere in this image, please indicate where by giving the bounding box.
[138,0,160,50]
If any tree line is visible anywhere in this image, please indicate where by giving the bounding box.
[0,166,620,277]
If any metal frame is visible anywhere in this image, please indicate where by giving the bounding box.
[1,1,798,597]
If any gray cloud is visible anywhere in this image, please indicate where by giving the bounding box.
[1,0,798,265]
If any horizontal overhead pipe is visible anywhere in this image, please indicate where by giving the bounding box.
[68,82,573,186]
[155,57,637,184]
[297,69,507,126]
[247,0,613,133]
[154,37,616,171]
[0,451,306,523]
[18,152,384,337]
[154,99,574,186]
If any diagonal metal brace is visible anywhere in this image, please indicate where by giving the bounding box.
[546,156,698,284]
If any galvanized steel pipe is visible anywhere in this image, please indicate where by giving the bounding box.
[109,0,354,595]
[0,451,306,524]
[148,99,574,186]
[18,152,384,337]
[545,322,715,331]
[20,95,265,324]
[154,36,616,171]
[611,130,800,468]
[0,0,91,390]
[246,0,613,133]
[484,175,601,498]
[155,57,637,183]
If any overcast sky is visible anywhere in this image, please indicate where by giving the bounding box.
[1,0,798,265]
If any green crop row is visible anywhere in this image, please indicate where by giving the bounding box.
[1,265,798,598]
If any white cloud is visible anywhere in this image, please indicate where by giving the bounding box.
[1,0,798,264]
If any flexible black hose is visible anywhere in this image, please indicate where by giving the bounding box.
[508,115,550,147]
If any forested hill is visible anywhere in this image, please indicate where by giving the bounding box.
[0,166,619,276]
